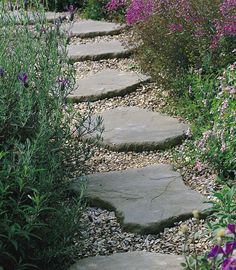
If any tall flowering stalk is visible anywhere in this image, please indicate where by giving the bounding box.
[197,64,235,178]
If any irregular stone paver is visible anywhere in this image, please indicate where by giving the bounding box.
[68,69,151,102]
[69,251,183,270]
[72,164,208,234]
[4,11,65,24]
[64,20,125,38]
[92,107,189,152]
[67,40,133,62]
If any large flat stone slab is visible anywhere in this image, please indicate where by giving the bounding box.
[72,164,208,234]
[68,69,151,102]
[3,11,66,24]
[69,252,183,270]
[67,40,132,62]
[92,107,189,152]
[64,20,125,38]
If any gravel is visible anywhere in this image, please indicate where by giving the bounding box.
[75,58,140,79]
[73,83,166,113]
[70,30,131,45]
[70,27,217,260]
[76,207,212,259]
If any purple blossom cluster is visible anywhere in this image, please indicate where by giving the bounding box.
[106,0,126,11]
[106,0,236,49]
[208,224,236,270]
[169,23,184,32]
[106,0,155,24]
[125,0,155,25]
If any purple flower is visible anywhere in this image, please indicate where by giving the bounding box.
[18,73,28,84]
[220,99,229,117]
[169,23,184,32]
[208,245,224,258]
[66,4,78,21]
[58,77,69,90]
[106,0,126,11]
[221,142,227,153]
[220,0,236,16]
[40,27,47,33]
[0,67,4,77]
[125,0,155,25]
[224,241,236,256]
[222,257,236,270]
[226,224,236,234]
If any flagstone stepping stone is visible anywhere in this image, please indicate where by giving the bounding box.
[68,69,151,102]
[72,164,208,234]
[69,251,184,270]
[3,11,66,24]
[67,40,133,62]
[91,107,189,152]
[64,20,125,38]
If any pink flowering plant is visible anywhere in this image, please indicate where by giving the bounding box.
[112,0,236,87]
[197,64,235,179]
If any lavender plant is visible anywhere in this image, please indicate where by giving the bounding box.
[0,1,102,269]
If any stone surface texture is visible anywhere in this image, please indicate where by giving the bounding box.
[69,251,183,270]
[72,164,208,234]
[65,20,125,38]
[69,69,151,102]
[92,107,189,152]
[67,40,132,61]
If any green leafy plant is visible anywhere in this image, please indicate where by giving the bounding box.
[133,0,235,90]
[81,0,126,21]
[82,0,110,20]
[207,186,236,230]
[181,188,236,270]
[43,0,82,12]
[196,64,236,179]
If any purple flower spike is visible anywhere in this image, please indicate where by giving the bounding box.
[208,245,224,258]
[66,4,78,21]
[40,27,47,33]
[18,73,28,87]
[227,224,236,234]
[0,67,4,77]
[58,77,69,90]
[222,257,236,270]
[18,73,28,83]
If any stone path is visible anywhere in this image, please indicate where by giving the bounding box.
[64,20,125,38]
[70,252,184,270]
[68,40,133,62]
[72,164,208,234]
[91,107,188,152]
[66,19,208,269]
[68,69,150,102]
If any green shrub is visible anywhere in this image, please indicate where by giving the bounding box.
[0,3,101,269]
[170,69,219,127]
[181,187,236,270]
[134,0,236,91]
[82,0,110,20]
[43,0,83,12]
[197,64,236,179]
[81,0,125,21]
